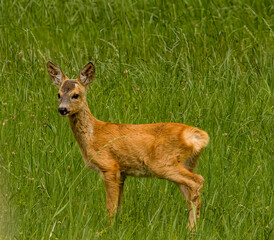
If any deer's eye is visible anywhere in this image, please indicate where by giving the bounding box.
[72,94,79,99]
[58,93,61,99]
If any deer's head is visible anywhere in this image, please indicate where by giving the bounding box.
[47,61,95,116]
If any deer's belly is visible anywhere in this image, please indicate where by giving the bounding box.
[119,158,154,177]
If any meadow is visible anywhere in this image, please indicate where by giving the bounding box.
[0,0,273,239]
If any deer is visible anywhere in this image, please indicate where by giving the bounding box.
[47,61,209,230]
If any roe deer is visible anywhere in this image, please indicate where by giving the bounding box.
[47,61,209,230]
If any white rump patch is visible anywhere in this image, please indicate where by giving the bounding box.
[183,128,209,152]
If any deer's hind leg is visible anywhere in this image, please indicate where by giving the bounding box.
[177,182,203,230]
[149,163,204,230]
[174,169,204,230]
[180,154,204,229]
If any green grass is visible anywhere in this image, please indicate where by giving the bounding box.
[0,0,273,239]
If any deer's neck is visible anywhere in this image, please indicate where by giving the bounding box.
[68,101,97,158]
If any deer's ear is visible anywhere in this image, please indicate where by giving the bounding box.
[78,62,95,86]
[47,61,67,86]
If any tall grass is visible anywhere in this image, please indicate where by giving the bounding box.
[0,0,273,239]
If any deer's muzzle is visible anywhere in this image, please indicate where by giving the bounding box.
[58,107,70,116]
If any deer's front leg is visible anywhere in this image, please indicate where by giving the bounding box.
[118,174,126,210]
[103,170,120,222]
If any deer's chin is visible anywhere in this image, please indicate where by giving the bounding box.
[66,110,79,117]
[59,112,70,117]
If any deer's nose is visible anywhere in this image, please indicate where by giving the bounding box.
[58,107,69,116]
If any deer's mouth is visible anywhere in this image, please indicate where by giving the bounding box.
[58,108,70,116]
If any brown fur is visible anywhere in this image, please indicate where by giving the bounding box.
[61,80,78,92]
[47,61,209,230]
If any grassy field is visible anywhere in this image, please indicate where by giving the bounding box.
[0,0,273,239]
